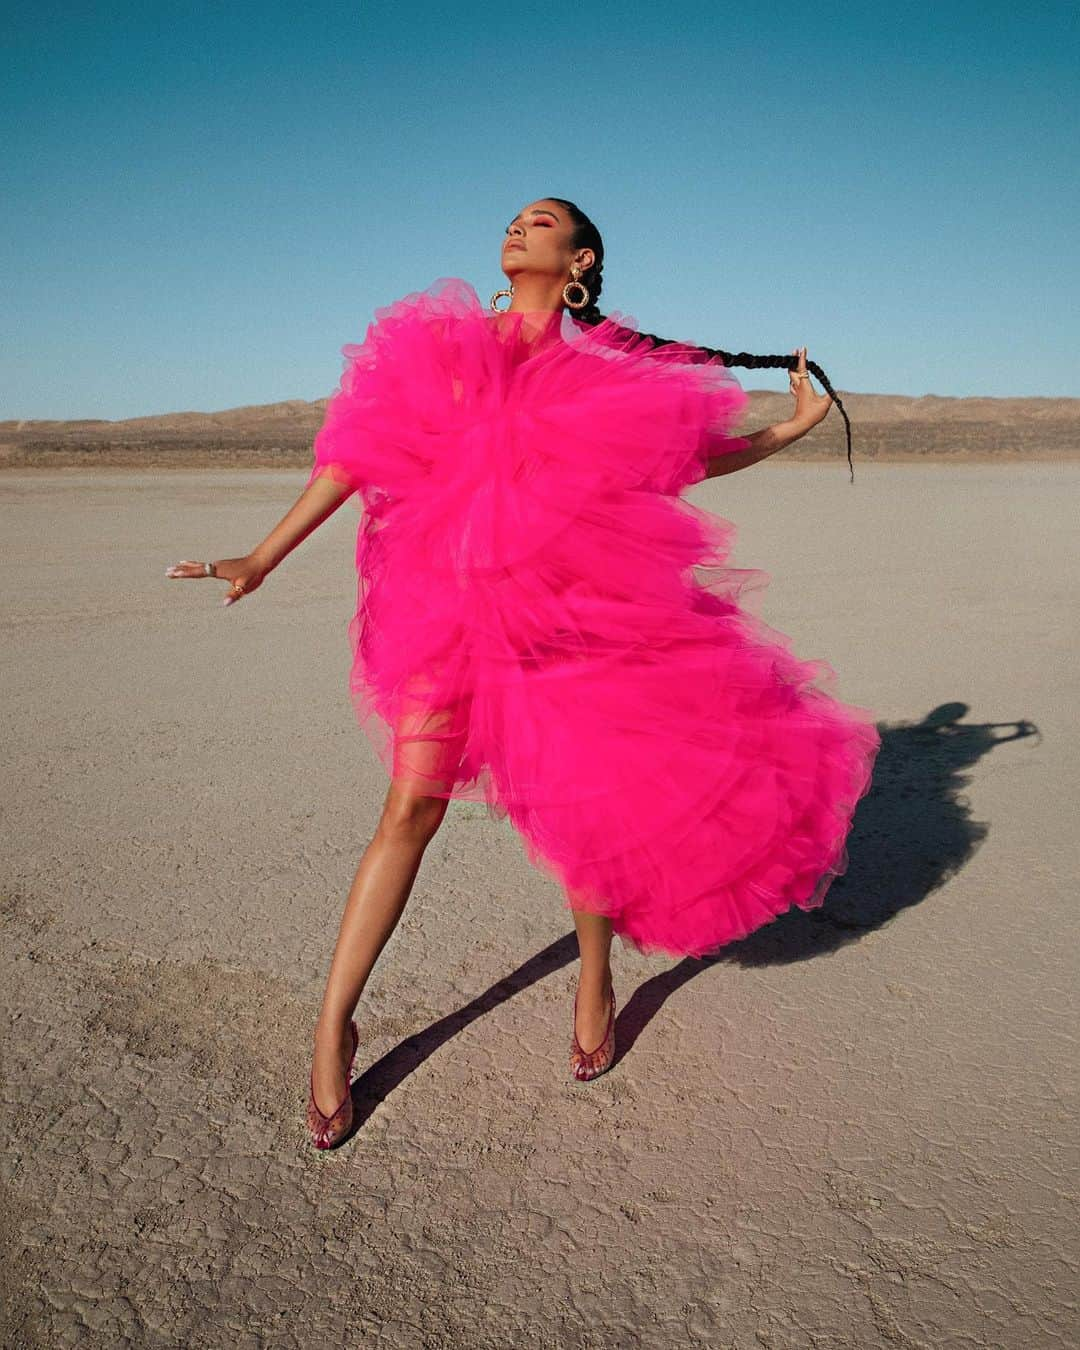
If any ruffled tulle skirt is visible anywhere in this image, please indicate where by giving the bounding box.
[307,278,880,958]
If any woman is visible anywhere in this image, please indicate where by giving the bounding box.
[167,198,880,1148]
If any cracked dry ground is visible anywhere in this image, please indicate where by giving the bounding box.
[2,466,1078,1347]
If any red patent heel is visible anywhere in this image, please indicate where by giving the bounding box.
[306,1019,360,1150]
[570,984,616,1081]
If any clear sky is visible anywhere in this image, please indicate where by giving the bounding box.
[3,1,1077,420]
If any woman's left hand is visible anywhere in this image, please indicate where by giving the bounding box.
[788,347,833,430]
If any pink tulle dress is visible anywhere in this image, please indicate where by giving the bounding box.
[307,277,880,958]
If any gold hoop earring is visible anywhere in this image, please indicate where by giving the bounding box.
[562,264,590,311]
[490,286,514,312]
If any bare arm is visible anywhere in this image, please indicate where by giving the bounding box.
[165,472,357,604]
[705,419,807,478]
[704,345,833,479]
[248,472,356,572]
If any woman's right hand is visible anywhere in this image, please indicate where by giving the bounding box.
[165,553,270,606]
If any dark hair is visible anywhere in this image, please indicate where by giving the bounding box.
[547,196,857,482]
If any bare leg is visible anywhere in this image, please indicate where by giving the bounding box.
[311,683,469,1116]
[310,783,448,1116]
[570,895,614,1053]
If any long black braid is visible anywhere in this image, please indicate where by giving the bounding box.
[547,197,857,483]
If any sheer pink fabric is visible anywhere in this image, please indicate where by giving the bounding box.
[308,277,880,957]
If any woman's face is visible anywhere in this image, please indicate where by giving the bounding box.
[501,199,594,283]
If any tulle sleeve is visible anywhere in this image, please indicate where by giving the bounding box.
[305,302,456,500]
[642,341,753,492]
[305,335,378,496]
[553,317,753,495]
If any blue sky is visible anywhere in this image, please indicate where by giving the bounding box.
[3,1,1077,419]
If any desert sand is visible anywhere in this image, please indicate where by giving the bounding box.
[2,462,1077,1347]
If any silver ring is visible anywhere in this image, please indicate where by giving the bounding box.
[203,561,214,577]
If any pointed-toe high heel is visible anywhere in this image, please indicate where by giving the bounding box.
[307,1018,360,1150]
[570,984,616,1082]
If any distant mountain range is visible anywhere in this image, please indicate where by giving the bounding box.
[2,391,1077,468]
